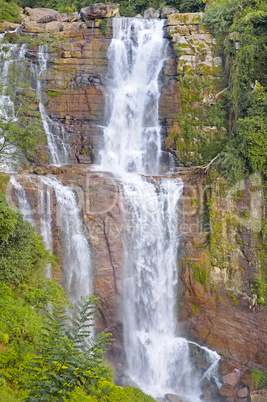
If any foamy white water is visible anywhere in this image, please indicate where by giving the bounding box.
[9,176,34,224]
[100,18,220,400]
[41,177,92,303]
[100,18,169,175]
[0,35,27,171]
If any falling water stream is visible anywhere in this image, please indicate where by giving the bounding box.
[100,18,220,401]
[35,46,70,166]
[0,34,26,171]
[41,177,92,303]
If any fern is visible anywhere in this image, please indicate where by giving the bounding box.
[23,295,111,401]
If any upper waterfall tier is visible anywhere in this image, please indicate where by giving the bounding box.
[99,18,170,176]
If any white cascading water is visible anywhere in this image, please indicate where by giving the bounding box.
[100,18,168,175]
[35,45,70,166]
[0,34,26,171]
[41,177,92,303]
[39,185,52,251]
[9,176,34,224]
[100,18,220,400]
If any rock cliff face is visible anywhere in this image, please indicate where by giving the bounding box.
[8,166,126,368]
[179,173,267,371]
[2,7,266,398]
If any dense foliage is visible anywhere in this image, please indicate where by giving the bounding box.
[1,0,204,17]
[205,0,267,184]
[0,194,50,283]
[0,1,20,23]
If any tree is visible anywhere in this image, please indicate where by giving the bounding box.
[23,295,112,402]
[0,199,50,283]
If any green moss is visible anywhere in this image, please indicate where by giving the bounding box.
[226,292,239,306]
[191,304,199,314]
[46,90,62,98]
[252,276,266,306]
[193,263,210,285]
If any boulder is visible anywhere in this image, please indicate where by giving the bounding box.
[250,389,267,401]
[161,7,179,19]
[165,394,189,402]
[0,21,21,33]
[45,21,63,32]
[167,12,204,26]
[241,370,256,391]
[71,12,79,22]
[80,3,120,21]
[38,12,59,24]
[223,370,244,387]
[219,383,236,401]
[22,22,46,33]
[237,387,249,398]
[23,7,60,23]
[144,8,160,19]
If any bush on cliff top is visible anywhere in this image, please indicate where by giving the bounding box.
[0,1,20,23]
[205,0,267,184]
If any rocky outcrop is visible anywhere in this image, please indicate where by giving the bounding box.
[161,7,179,19]
[22,7,60,23]
[164,13,225,165]
[7,166,126,368]
[80,3,120,20]
[144,8,160,19]
[178,173,267,370]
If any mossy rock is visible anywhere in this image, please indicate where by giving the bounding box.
[33,167,47,175]
[46,90,62,98]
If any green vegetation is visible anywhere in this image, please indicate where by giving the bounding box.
[193,262,210,285]
[46,90,62,97]
[0,0,205,19]
[0,194,50,284]
[252,369,267,390]
[252,276,266,306]
[23,295,111,401]
[205,0,267,184]
[0,1,20,23]
[99,18,108,36]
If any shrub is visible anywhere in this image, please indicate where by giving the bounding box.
[0,1,20,23]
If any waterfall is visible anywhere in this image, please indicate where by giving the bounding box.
[41,177,92,303]
[100,18,168,175]
[9,176,34,224]
[39,185,52,251]
[0,35,27,171]
[100,18,220,400]
[35,46,70,166]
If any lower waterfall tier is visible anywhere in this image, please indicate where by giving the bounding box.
[7,165,267,398]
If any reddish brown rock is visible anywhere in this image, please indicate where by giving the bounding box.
[237,387,248,398]
[223,370,244,387]
[178,175,267,370]
[241,370,256,391]
[219,383,236,401]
